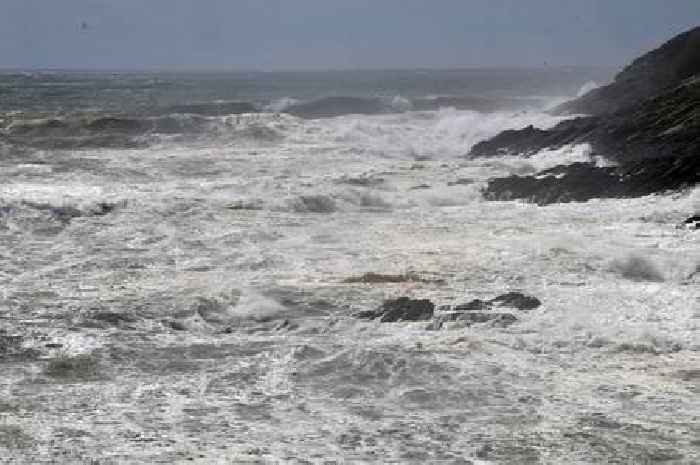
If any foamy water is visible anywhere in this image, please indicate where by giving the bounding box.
[1,76,698,464]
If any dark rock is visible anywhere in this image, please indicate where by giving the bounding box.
[554,26,700,115]
[475,78,700,204]
[94,202,119,216]
[454,292,541,312]
[454,299,492,311]
[681,215,700,229]
[483,163,626,205]
[470,118,598,158]
[356,297,435,323]
[470,28,700,205]
[492,292,542,311]
[354,309,381,320]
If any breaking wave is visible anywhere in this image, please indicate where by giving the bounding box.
[278,94,548,119]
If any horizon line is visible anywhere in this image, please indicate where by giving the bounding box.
[0,64,619,74]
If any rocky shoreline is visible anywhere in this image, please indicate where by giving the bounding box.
[472,27,699,206]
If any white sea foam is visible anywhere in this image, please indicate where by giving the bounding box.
[3,103,698,463]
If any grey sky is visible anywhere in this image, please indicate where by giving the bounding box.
[2,0,699,70]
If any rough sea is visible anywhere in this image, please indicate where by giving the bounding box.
[0,68,698,464]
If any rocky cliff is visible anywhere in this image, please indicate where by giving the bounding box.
[470,27,700,205]
[554,26,700,115]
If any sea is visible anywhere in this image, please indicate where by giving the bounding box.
[0,68,698,464]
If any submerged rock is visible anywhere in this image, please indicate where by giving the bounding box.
[454,292,541,312]
[356,297,435,323]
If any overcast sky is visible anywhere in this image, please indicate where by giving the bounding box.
[2,0,699,70]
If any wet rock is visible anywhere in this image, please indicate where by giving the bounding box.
[471,29,700,204]
[483,163,628,205]
[454,292,541,312]
[680,215,700,229]
[491,292,542,311]
[356,297,435,322]
[454,299,491,311]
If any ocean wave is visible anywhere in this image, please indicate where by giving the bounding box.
[285,96,391,118]
[281,94,548,119]
[1,112,291,149]
[160,101,258,117]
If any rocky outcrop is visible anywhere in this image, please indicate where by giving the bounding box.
[680,215,700,229]
[356,297,435,322]
[473,27,700,205]
[554,26,700,115]
[474,73,700,204]
[356,292,540,329]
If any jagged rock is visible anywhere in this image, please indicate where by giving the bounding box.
[554,26,700,115]
[454,292,541,312]
[470,119,599,158]
[474,77,700,204]
[680,215,700,229]
[470,28,700,205]
[356,297,435,322]
[492,292,542,310]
